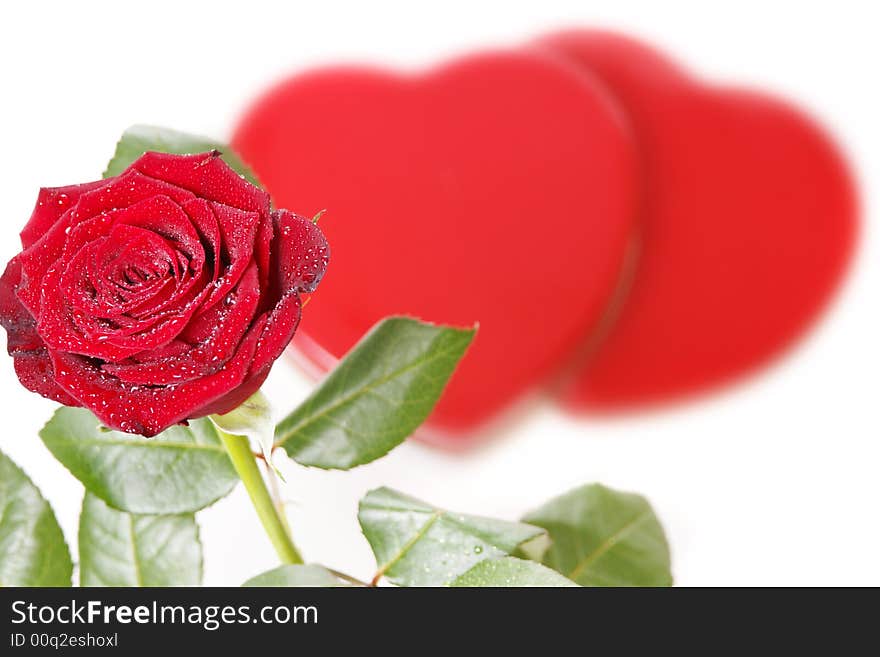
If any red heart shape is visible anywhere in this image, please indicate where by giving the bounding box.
[540,31,859,411]
[232,50,639,436]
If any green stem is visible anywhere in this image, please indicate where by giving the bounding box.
[217,428,303,565]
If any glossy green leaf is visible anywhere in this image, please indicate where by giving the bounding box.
[0,449,73,586]
[359,487,544,587]
[275,318,475,469]
[515,532,552,563]
[522,483,672,587]
[78,492,202,586]
[242,564,346,587]
[104,124,260,185]
[450,557,579,587]
[40,407,239,514]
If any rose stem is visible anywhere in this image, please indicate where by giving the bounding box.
[217,428,303,565]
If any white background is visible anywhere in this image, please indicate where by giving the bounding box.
[1,1,877,586]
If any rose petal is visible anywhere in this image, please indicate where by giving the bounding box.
[42,192,216,359]
[202,202,261,308]
[200,291,303,418]
[200,215,323,416]
[62,193,204,282]
[254,212,273,301]
[20,180,107,249]
[249,292,303,374]
[59,208,121,263]
[13,351,78,406]
[96,201,205,319]
[38,259,211,362]
[127,339,191,363]
[0,257,43,353]
[37,262,143,361]
[270,210,330,295]
[17,210,74,316]
[51,316,265,436]
[94,238,178,316]
[182,198,222,282]
[0,257,76,404]
[194,361,272,418]
[133,151,270,215]
[61,242,175,340]
[64,225,180,318]
[68,169,195,224]
[117,194,206,270]
[19,175,196,318]
[103,263,261,385]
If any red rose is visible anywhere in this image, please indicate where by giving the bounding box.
[0,151,329,436]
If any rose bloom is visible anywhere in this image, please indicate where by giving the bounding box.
[0,151,328,436]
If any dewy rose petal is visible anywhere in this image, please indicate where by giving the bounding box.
[0,151,329,436]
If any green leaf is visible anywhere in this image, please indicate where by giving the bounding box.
[275,318,475,469]
[359,487,544,587]
[40,407,239,514]
[242,564,346,587]
[515,532,553,563]
[78,492,202,586]
[522,483,673,587]
[104,124,260,186]
[450,557,579,587]
[0,449,73,586]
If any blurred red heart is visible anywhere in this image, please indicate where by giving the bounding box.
[233,50,639,438]
[540,30,859,410]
